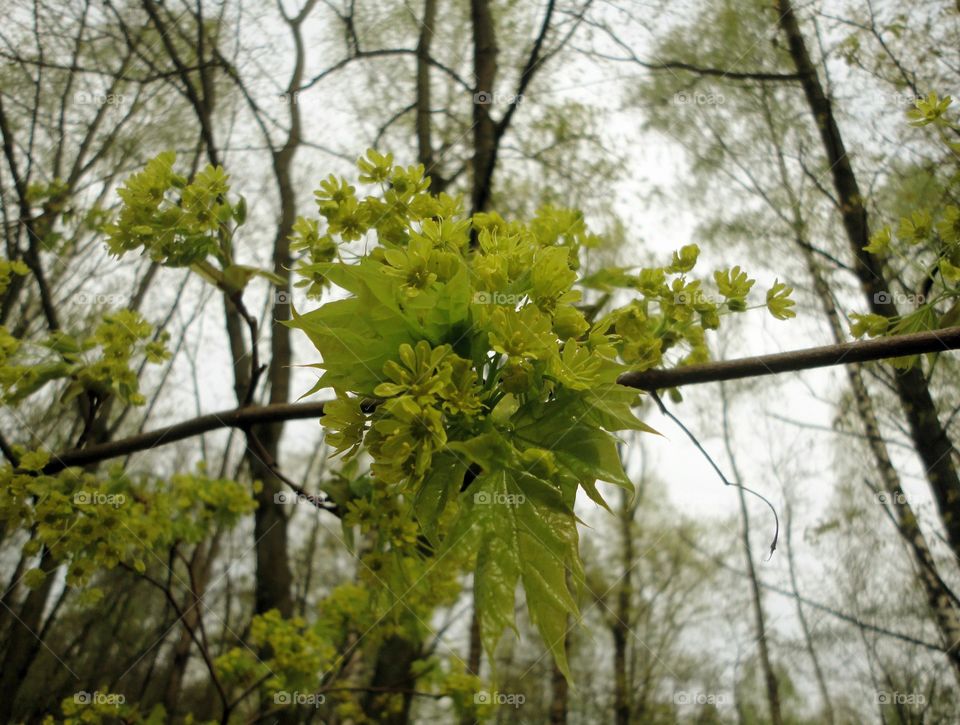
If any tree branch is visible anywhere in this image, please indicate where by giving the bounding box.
[618,326,960,391]
[35,327,960,474]
[42,402,329,473]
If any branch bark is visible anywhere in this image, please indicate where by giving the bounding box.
[618,326,960,390]
[37,327,960,474]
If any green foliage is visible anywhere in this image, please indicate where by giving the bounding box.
[0,258,28,295]
[907,92,954,127]
[103,151,279,295]
[766,280,797,320]
[0,462,254,591]
[105,152,231,266]
[290,216,338,297]
[53,694,169,725]
[0,309,168,407]
[714,265,755,311]
[88,145,789,697]
[65,310,169,406]
[851,95,960,364]
[216,482,475,721]
[271,149,790,676]
[217,609,340,696]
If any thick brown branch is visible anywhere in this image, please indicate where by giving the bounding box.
[42,402,329,474]
[619,327,960,391]
[35,327,960,474]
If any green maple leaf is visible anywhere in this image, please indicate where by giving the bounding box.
[456,469,581,680]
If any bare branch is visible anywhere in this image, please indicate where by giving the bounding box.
[619,326,960,391]
[37,327,960,474]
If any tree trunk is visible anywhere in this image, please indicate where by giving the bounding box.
[612,487,634,725]
[470,0,498,215]
[761,73,960,667]
[785,501,835,724]
[415,0,445,192]
[721,388,784,725]
[458,607,483,725]
[776,0,960,564]
[0,546,58,723]
[361,634,419,725]
[793,209,960,680]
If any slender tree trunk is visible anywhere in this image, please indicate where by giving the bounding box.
[458,607,483,725]
[247,11,323,721]
[0,546,58,723]
[757,56,960,678]
[612,619,629,725]
[145,0,303,624]
[245,5,315,620]
[720,387,784,725]
[361,634,418,724]
[785,501,835,724]
[796,219,960,679]
[457,0,501,706]
[415,0,445,193]
[150,0,295,623]
[612,487,634,725]
[776,0,960,564]
[0,541,28,641]
[470,0,498,215]
[800,246,960,675]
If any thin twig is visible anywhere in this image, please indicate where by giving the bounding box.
[649,391,779,558]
